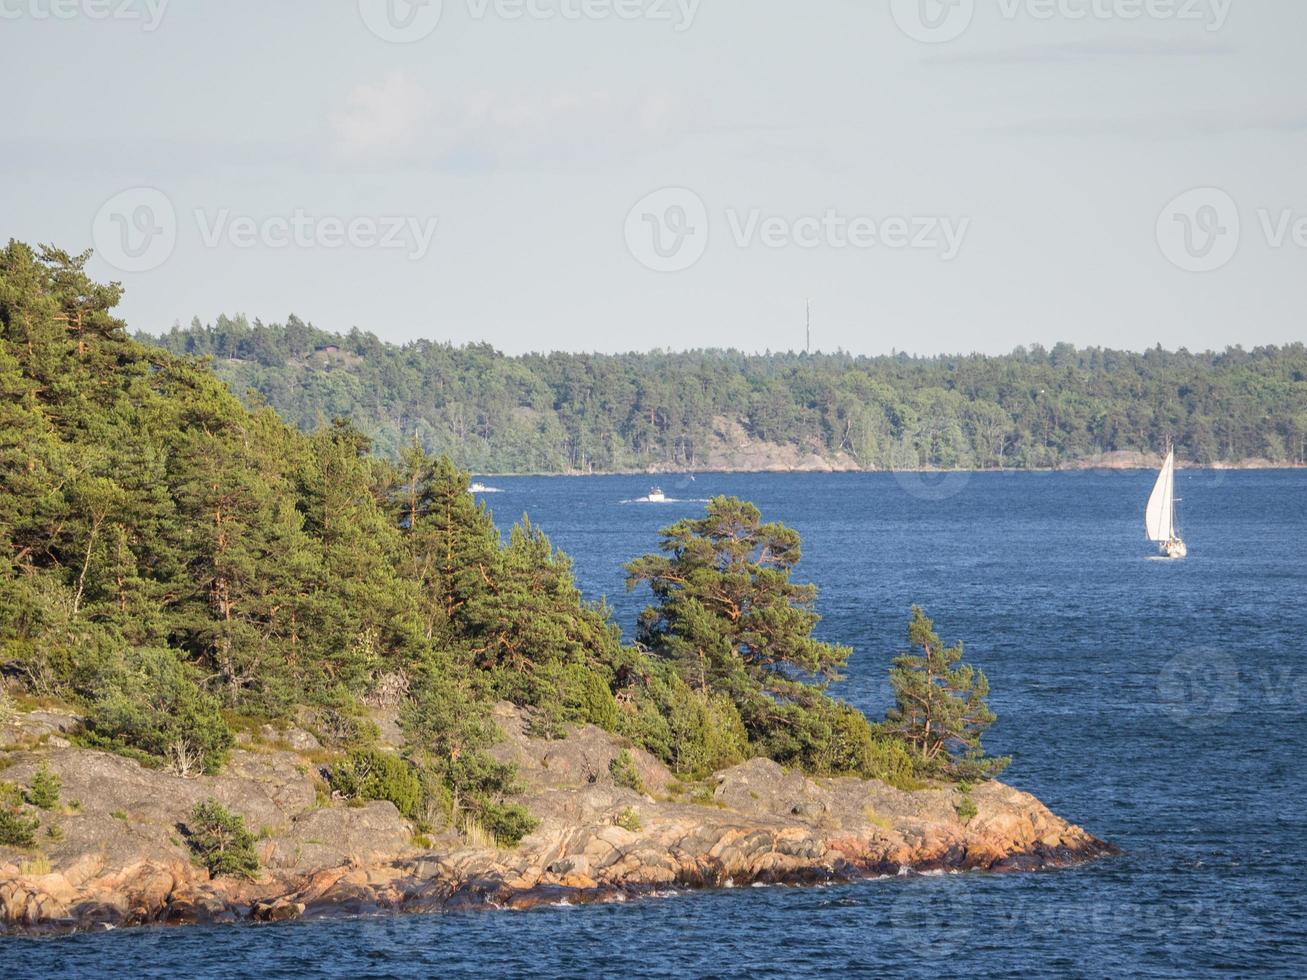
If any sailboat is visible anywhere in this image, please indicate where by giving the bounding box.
[1145,447,1187,559]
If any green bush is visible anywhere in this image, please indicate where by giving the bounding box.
[186,799,259,878]
[608,749,644,792]
[616,668,747,778]
[310,686,381,749]
[491,662,619,739]
[955,794,978,825]
[329,748,422,820]
[81,648,233,775]
[25,762,60,811]
[669,688,748,777]
[824,704,921,789]
[0,803,38,848]
[477,801,538,847]
[744,693,921,790]
[402,667,537,842]
[560,664,619,730]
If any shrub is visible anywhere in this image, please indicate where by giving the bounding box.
[186,800,259,878]
[82,648,233,775]
[608,750,644,793]
[25,762,60,810]
[328,748,422,820]
[494,662,619,738]
[0,805,38,848]
[402,667,537,843]
[310,686,381,749]
[614,806,641,832]
[955,794,978,826]
[477,801,538,847]
[560,664,619,731]
[746,693,922,790]
[18,856,51,876]
[616,668,747,778]
[668,688,748,777]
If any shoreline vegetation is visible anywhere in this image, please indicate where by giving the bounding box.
[1,242,1112,934]
[424,459,1307,479]
[143,315,1307,476]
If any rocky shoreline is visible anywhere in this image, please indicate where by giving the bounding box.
[1,705,1117,936]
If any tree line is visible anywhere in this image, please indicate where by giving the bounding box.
[144,313,1307,472]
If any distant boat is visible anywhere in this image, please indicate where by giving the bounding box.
[468,482,503,494]
[645,487,666,503]
[1145,448,1187,559]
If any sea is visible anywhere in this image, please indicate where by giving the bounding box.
[6,470,1306,978]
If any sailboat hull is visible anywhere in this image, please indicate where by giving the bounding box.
[1161,538,1187,560]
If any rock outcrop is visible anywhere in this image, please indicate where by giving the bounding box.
[0,704,1115,934]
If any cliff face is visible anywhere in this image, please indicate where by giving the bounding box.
[0,705,1115,934]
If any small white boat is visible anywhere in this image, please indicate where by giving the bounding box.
[468,482,503,494]
[645,486,666,503]
[1145,448,1187,559]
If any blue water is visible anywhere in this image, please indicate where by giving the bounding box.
[7,471,1306,977]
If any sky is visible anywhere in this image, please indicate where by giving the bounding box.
[2,0,1304,356]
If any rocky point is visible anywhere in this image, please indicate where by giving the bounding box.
[0,702,1115,934]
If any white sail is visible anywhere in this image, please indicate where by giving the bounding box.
[1145,450,1175,543]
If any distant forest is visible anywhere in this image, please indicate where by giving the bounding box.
[144,315,1307,473]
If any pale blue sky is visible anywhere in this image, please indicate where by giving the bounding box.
[2,0,1303,354]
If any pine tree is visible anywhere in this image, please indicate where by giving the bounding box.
[626,496,850,701]
[398,450,500,643]
[885,606,1009,779]
[25,761,61,811]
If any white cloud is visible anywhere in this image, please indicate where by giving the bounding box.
[331,71,433,157]
[330,74,704,169]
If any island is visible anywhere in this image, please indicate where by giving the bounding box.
[0,243,1113,934]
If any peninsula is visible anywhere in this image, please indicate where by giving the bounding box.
[1,243,1113,934]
